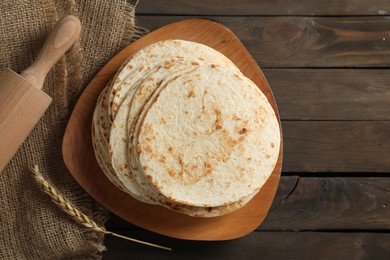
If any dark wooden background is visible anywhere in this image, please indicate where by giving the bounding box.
[104,1,390,258]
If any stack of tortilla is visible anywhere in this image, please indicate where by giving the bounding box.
[92,40,280,217]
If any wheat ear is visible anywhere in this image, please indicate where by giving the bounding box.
[31,165,171,251]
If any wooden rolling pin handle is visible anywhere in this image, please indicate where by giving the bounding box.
[20,15,81,89]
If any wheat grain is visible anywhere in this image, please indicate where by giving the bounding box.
[31,165,171,251]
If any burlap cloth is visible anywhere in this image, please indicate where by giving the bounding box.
[0,0,143,258]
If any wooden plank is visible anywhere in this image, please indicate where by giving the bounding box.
[107,177,390,230]
[137,0,390,16]
[283,121,390,172]
[260,177,390,230]
[103,230,390,259]
[264,69,390,120]
[137,16,390,67]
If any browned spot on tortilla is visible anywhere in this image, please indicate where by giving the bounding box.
[168,169,176,177]
[232,114,241,121]
[168,147,173,153]
[146,175,153,182]
[265,154,271,158]
[160,118,166,124]
[126,64,133,69]
[119,164,128,170]
[159,156,166,163]
[239,128,248,134]
[198,57,205,61]
[211,64,217,68]
[178,155,184,166]
[234,73,243,81]
[215,123,223,130]
[143,165,148,170]
[247,157,252,161]
[204,162,212,168]
[137,144,142,153]
[184,111,189,115]
[191,61,199,66]
[115,78,121,84]
[144,145,152,153]
[188,90,195,97]
[164,60,174,69]
[271,142,275,148]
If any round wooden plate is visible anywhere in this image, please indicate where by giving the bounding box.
[62,19,283,241]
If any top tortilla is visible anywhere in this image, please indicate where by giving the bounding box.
[135,63,280,207]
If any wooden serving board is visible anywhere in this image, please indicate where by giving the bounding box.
[62,19,283,240]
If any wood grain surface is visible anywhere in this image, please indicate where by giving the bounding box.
[63,19,283,240]
[137,0,390,16]
[283,121,390,172]
[138,16,390,67]
[264,69,390,120]
[104,230,390,259]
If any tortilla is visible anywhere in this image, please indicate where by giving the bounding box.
[135,63,280,207]
[91,39,280,217]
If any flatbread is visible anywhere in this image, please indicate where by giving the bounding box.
[135,63,280,207]
[91,39,279,217]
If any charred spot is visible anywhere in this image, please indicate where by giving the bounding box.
[207,207,213,212]
[239,128,248,134]
[211,64,217,69]
[168,147,173,153]
[146,175,153,181]
[271,142,275,148]
[143,165,148,170]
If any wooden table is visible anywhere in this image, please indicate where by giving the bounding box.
[104,1,390,258]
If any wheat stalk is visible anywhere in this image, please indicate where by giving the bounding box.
[31,165,171,251]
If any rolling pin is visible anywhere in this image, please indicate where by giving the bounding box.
[0,15,81,173]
